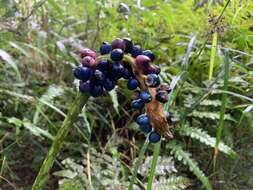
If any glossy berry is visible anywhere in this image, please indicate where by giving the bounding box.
[127,78,139,90]
[103,77,115,91]
[122,68,132,79]
[140,124,152,133]
[79,81,91,93]
[80,48,96,59]
[97,60,109,71]
[156,90,169,103]
[74,66,92,81]
[123,37,133,53]
[143,50,155,61]
[93,69,104,82]
[136,114,150,125]
[135,55,151,70]
[131,99,144,109]
[110,48,124,62]
[82,56,96,68]
[90,84,104,97]
[111,38,125,50]
[149,131,161,143]
[131,45,142,58]
[140,90,152,103]
[100,42,112,55]
[145,74,160,87]
[111,63,124,79]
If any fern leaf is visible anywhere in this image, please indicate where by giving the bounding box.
[167,141,212,190]
[153,176,191,190]
[189,110,235,121]
[178,126,236,157]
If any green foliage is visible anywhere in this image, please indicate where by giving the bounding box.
[168,141,212,190]
[152,176,191,190]
[0,0,252,189]
[179,125,236,157]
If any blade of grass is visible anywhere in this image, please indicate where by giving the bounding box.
[31,93,89,190]
[213,53,230,168]
[147,140,161,190]
[128,137,149,190]
[208,32,218,80]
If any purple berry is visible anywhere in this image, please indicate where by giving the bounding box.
[80,48,96,59]
[146,64,161,75]
[135,55,151,70]
[92,69,104,82]
[82,56,96,68]
[155,90,169,103]
[111,38,125,50]
[122,68,132,79]
[79,81,91,93]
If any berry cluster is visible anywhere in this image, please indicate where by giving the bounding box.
[74,38,173,143]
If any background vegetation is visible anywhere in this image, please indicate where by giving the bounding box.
[0,0,252,189]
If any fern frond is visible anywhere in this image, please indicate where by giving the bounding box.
[200,99,221,107]
[178,126,236,157]
[167,141,212,190]
[189,110,235,121]
[153,176,191,190]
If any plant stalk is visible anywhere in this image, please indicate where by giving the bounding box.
[31,92,89,190]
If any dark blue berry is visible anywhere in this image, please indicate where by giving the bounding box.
[145,74,160,87]
[90,84,104,97]
[131,99,144,109]
[127,78,139,90]
[156,90,168,103]
[140,90,152,103]
[123,37,133,53]
[79,80,91,93]
[111,48,124,61]
[97,60,110,71]
[100,42,112,55]
[111,63,124,79]
[103,77,115,91]
[143,50,155,61]
[149,131,161,143]
[122,68,131,79]
[92,69,105,83]
[131,45,142,58]
[74,66,92,81]
[136,114,150,125]
[140,124,152,133]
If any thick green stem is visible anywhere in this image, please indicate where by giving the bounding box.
[128,137,149,190]
[31,92,89,190]
[147,141,161,190]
